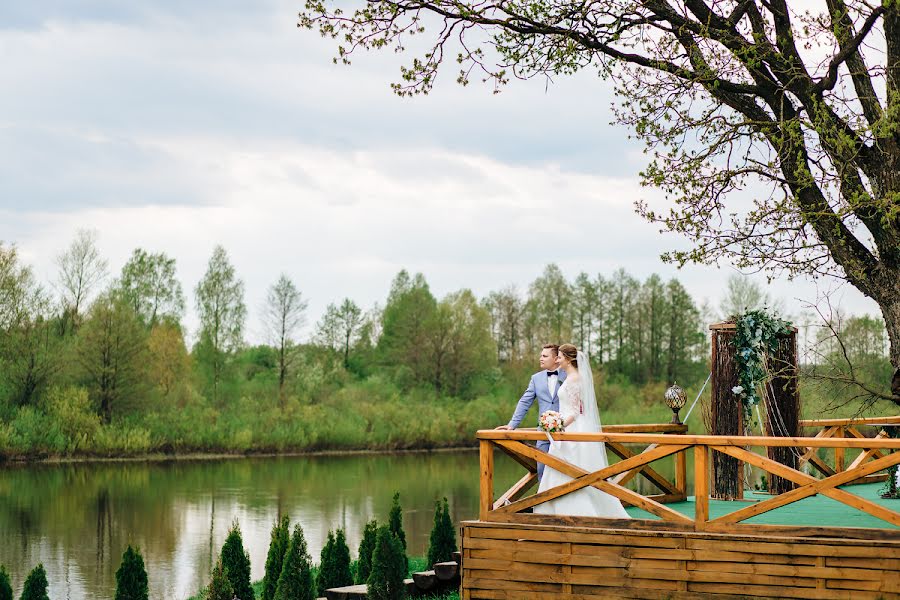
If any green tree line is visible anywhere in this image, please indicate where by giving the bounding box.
[0,232,892,456]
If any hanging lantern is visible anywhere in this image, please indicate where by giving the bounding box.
[664,382,687,425]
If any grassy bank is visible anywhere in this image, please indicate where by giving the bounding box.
[0,373,892,461]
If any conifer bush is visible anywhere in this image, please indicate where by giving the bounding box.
[388,492,408,572]
[19,564,48,600]
[262,515,290,600]
[205,559,234,600]
[427,498,458,567]
[356,519,378,584]
[366,526,406,600]
[221,520,254,600]
[317,528,353,595]
[332,529,353,588]
[316,531,335,597]
[274,524,315,600]
[114,545,149,600]
[0,565,12,600]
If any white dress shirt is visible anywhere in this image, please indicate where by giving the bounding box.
[547,372,559,398]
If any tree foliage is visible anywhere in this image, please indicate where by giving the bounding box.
[274,524,315,600]
[76,293,148,422]
[427,497,457,567]
[366,526,406,600]
[0,565,12,600]
[19,564,48,600]
[355,519,378,584]
[263,274,307,400]
[195,245,246,403]
[205,559,234,600]
[317,298,365,369]
[220,520,254,600]
[55,229,107,326]
[299,0,900,403]
[114,545,149,600]
[262,515,291,600]
[118,248,185,328]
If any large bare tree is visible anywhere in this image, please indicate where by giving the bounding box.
[300,0,900,405]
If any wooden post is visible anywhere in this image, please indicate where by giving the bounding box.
[694,445,709,530]
[675,447,687,500]
[834,427,845,473]
[765,327,800,494]
[710,323,743,500]
[479,440,493,521]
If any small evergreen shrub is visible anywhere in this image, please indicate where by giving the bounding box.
[19,564,48,600]
[262,515,290,600]
[274,524,315,600]
[388,492,408,572]
[115,545,149,600]
[333,529,353,588]
[427,498,458,567]
[316,531,335,597]
[221,520,254,600]
[356,519,378,584]
[206,559,234,600]
[0,565,12,600]
[366,526,406,600]
[388,493,407,552]
[317,528,353,595]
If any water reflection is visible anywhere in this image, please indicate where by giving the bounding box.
[0,451,524,599]
[0,446,686,599]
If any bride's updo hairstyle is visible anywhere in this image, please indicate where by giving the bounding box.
[558,344,578,368]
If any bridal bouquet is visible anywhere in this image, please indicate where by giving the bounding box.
[539,410,565,433]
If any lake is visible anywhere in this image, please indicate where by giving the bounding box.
[0,450,526,599]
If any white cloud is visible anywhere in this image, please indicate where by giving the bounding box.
[0,0,883,346]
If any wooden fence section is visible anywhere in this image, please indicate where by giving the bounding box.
[461,520,900,599]
[477,429,900,535]
[467,428,900,598]
[798,415,900,483]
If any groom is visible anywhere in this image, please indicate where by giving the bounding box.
[495,344,566,480]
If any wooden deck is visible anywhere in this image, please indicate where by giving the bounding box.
[461,418,900,599]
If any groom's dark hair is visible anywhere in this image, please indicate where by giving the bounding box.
[542,344,559,355]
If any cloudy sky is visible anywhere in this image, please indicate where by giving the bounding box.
[0,0,880,342]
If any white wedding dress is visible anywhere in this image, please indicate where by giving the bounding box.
[534,352,630,519]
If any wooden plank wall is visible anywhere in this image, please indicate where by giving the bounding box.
[461,521,900,600]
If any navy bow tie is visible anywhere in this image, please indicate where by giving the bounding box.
[547,371,558,376]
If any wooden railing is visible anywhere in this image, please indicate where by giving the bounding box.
[488,423,689,512]
[477,428,900,540]
[799,415,900,482]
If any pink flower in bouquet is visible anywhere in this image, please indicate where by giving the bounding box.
[539,410,565,433]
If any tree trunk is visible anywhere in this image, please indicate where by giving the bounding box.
[879,294,900,402]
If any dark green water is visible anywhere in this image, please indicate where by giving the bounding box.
[0,450,527,600]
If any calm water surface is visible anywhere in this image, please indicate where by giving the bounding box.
[0,450,527,600]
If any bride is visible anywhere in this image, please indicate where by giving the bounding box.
[533,343,630,519]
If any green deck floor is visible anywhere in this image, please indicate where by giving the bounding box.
[625,482,900,529]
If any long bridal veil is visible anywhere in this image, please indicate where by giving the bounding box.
[572,351,611,472]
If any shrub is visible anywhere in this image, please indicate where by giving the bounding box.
[388,492,408,572]
[115,545,149,600]
[427,497,458,567]
[319,531,336,597]
[221,520,254,600]
[262,515,290,600]
[206,559,234,600]
[332,529,353,588]
[317,529,353,596]
[0,565,12,600]
[19,564,48,600]
[274,524,315,600]
[366,526,406,600]
[356,519,378,584]
[388,493,406,551]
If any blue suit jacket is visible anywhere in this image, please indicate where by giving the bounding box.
[507,369,568,429]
